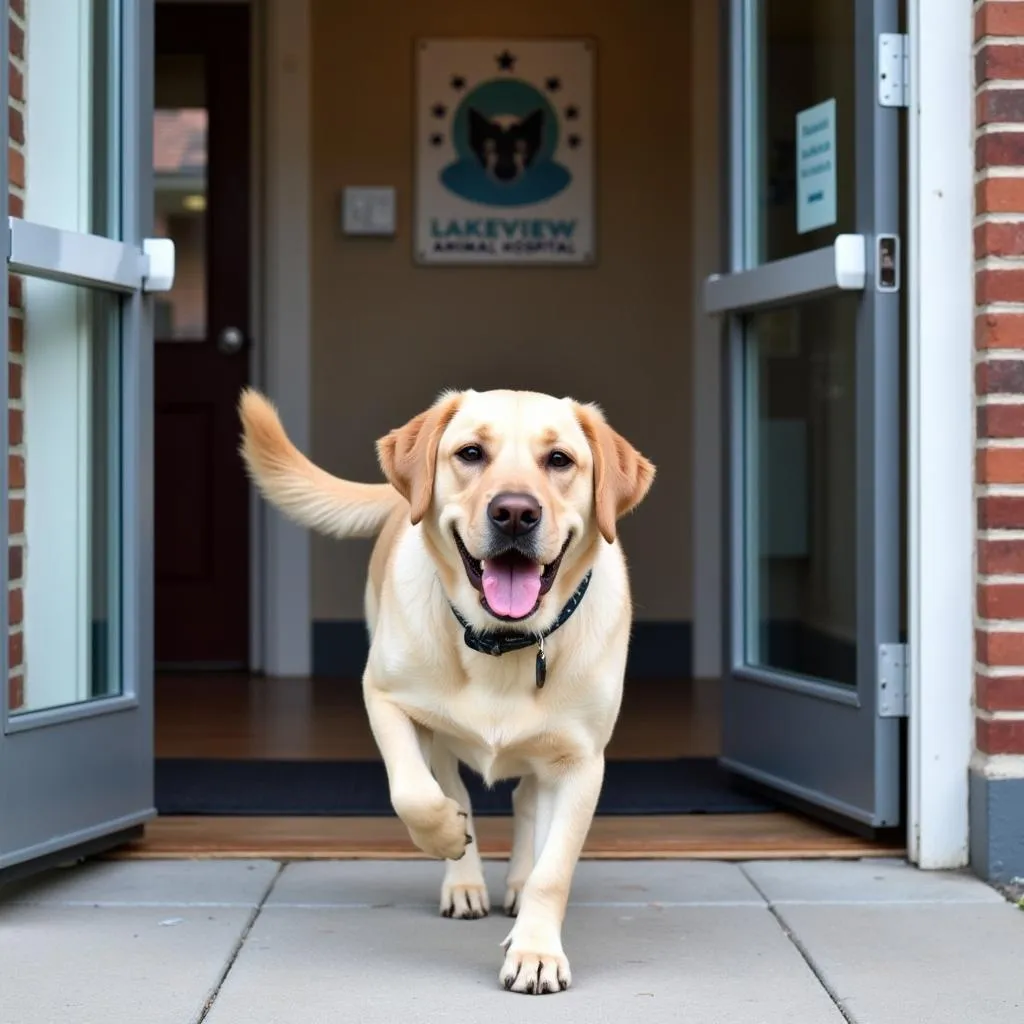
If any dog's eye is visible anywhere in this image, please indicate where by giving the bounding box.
[456,445,484,464]
[547,450,573,470]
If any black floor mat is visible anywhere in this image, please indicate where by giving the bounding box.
[155,757,775,816]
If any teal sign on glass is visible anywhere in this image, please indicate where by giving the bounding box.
[796,98,837,235]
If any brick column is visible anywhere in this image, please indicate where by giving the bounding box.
[973,0,1024,881]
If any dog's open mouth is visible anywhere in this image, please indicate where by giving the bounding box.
[453,531,571,622]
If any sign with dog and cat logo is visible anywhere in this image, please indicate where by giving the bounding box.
[415,39,595,265]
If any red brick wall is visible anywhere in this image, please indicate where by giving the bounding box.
[975,2,1024,758]
[7,0,24,711]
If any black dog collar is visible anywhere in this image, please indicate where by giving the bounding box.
[448,571,593,689]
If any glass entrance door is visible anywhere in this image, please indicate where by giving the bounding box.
[706,0,904,828]
[0,0,166,876]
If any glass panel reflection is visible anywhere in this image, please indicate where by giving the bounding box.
[751,0,856,265]
[9,281,121,715]
[743,293,858,686]
[18,0,120,238]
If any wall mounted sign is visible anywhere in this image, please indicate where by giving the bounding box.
[795,97,837,235]
[415,38,595,265]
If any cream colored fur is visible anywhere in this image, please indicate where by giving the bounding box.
[239,386,654,995]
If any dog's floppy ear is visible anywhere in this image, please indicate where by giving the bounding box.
[573,402,655,544]
[376,392,463,525]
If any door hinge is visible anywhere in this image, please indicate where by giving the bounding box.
[878,643,908,718]
[878,34,909,108]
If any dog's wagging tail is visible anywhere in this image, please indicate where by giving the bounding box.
[237,388,404,540]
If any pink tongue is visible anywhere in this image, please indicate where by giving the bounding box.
[482,558,543,619]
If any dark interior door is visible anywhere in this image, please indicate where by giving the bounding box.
[154,4,250,667]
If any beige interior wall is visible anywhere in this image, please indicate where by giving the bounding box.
[309,0,694,622]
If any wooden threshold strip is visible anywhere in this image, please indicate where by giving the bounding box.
[110,813,906,862]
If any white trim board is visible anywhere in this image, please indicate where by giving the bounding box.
[906,0,974,869]
[259,0,312,675]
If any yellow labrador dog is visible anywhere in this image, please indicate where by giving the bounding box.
[238,387,654,994]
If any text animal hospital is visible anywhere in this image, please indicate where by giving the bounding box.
[427,216,580,256]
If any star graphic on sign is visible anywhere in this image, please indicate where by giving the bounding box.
[496,49,516,71]
[430,133,444,147]
[565,105,580,120]
[450,74,466,91]
[431,103,447,118]
[545,76,562,92]
[568,134,582,149]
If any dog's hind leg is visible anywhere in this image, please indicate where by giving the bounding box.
[503,775,536,916]
[432,742,490,920]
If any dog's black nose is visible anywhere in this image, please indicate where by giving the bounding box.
[488,492,542,537]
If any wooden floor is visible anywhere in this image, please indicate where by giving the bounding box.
[116,813,905,861]
[156,673,722,761]
[148,673,905,860]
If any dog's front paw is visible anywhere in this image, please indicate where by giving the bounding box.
[399,795,472,861]
[499,928,571,994]
[441,880,490,919]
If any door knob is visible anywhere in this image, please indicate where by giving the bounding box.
[216,326,246,355]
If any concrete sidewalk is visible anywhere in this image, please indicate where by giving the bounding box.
[1,856,1022,1023]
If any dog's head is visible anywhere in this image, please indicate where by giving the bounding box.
[377,389,655,630]
[468,109,545,183]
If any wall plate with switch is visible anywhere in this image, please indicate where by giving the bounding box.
[342,187,397,236]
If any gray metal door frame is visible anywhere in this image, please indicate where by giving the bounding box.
[0,0,169,874]
[705,0,903,828]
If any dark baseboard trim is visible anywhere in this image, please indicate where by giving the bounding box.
[312,619,693,679]
[969,769,1024,883]
[311,619,860,682]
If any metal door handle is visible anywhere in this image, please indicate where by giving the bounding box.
[216,326,245,355]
